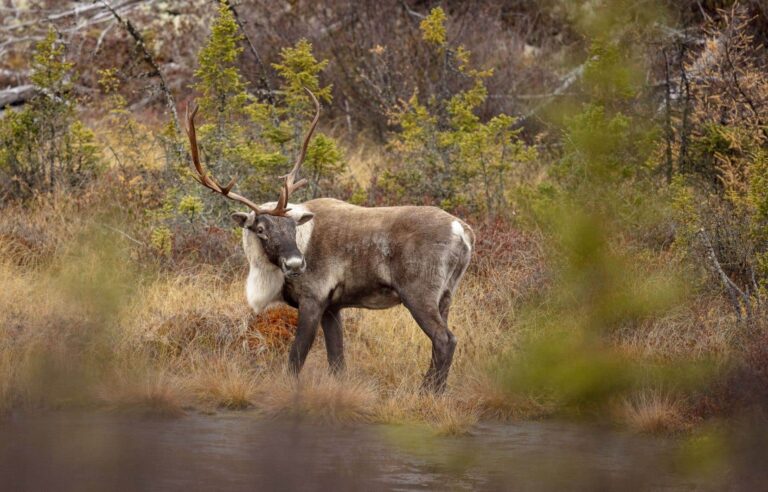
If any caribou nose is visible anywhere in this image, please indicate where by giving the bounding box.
[281,256,306,276]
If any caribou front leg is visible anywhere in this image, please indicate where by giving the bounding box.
[321,306,345,374]
[288,300,324,375]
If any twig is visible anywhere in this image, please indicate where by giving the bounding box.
[99,222,145,247]
[519,64,585,123]
[398,0,425,20]
[722,16,768,141]
[98,0,180,136]
[662,47,674,183]
[678,41,691,172]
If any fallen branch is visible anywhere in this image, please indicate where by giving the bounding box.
[0,0,142,32]
[698,228,752,321]
[0,85,37,108]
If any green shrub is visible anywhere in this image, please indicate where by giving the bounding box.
[0,29,100,200]
[187,2,344,219]
[377,7,536,215]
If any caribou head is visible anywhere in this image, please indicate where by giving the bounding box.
[185,89,320,278]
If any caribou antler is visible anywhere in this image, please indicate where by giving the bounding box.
[271,88,321,215]
[185,88,321,217]
[185,103,264,214]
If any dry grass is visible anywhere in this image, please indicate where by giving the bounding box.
[0,197,749,434]
[341,136,385,188]
[617,390,689,434]
[461,372,555,420]
[372,383,480,435]
[614,294,738,361]
[96,370,187,418]
[189,355,258,410]
[255,369,378,423]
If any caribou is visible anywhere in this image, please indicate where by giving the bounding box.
[185,90,474,391]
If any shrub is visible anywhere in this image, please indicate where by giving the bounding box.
[188,2,344,215]
[668,6,768,316]
[373,7,536,216]
[0,29,100,200]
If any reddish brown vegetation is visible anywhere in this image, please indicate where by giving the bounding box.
[470,218,547,285]
[692,326,768,420]
[246,306,298,352]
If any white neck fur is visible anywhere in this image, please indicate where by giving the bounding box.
[243,203,314,314]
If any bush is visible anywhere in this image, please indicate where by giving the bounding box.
[188,2,345,215]
[668,6,768,315]
[373,7,536,216]
[0,29,100,200]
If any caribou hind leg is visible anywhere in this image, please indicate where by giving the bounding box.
[401,291,457,393]
[402,238,469,392]
[321,306,345,374]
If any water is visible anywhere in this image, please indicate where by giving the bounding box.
[0,412,711,491]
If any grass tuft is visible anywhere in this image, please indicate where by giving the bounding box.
[190,356,257,410]
[618,390,688,434]
[256,370,377,423]
[97,371,186,418]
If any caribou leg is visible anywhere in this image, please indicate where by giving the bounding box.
[402,293,457,393]
[288,300,324,375]
[321,306,345,374]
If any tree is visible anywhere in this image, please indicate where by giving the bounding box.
[188,1,343,216]
[0,28,99,200]
[377,8,535,215]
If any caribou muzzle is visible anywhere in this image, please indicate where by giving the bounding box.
[281,255,306,277]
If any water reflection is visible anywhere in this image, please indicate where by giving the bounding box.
[0,412,715,491]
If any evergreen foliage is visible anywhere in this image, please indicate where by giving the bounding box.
[378,7,536,215]
[0,28,99,199]
[188,2,343,219]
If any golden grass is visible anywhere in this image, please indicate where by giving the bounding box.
[96,370,186,418]
[0,199,743,434]
[614,294,737,361]
[461,372,555,420]
[341,136,385,188]
[617,390,689,434]
[371,383,479,435]
[255,369,378,423]
[189,355,257,410]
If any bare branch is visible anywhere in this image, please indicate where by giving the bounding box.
[98,0,180,136]
[698,228,752,321]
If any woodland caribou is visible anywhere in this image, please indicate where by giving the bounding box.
[185,90,474,391]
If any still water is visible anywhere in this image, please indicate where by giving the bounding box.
[1,412,711,491]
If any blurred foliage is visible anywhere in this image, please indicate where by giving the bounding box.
[495,0,717,414]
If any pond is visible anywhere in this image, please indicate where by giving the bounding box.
[1,412,710,491]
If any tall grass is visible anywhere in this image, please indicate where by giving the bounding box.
[0,194,749,433]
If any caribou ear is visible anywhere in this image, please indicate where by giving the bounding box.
[295,212,315,226]
[231,212,250,228]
